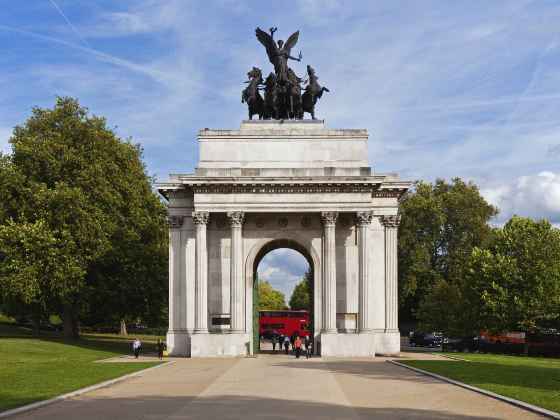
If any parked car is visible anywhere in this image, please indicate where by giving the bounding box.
[409,331,442,347]
[127,323,148,332]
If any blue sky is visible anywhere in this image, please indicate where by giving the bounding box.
[1,1,560,302]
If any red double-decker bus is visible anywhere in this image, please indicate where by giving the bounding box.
[259,310,310,338]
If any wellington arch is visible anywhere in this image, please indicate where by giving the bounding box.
[157,120,410,357]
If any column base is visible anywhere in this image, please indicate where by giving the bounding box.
[321,328,337,334]
[320,332,376,356]
[193,329,209,334]
[375,329,400,356]
[191,332,247,357]
[166,330,191,357]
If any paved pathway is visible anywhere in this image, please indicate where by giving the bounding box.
[15,353,542,419]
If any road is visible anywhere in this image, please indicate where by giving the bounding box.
[15,352,542,419]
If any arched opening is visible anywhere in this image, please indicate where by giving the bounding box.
[252,239,314,354]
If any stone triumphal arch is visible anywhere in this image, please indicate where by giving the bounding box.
[157,120,409,357]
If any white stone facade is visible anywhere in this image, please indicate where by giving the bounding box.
[157,120,409,357]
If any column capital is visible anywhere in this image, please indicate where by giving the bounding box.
[355,210,375,226]
[227,211,245,227]
[321,211,338,226]
[192,211,210,226]
[381,215,401,228]
[166,215,184,229]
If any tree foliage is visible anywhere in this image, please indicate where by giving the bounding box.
[289,268,312,310]
[258,280,286,310]
[462,215,560,333]
[398,178,498,320]
[0,97,167,338]
[417,278,463,337]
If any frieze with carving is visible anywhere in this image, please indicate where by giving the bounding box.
[255,217,266,228]
[278,217,289,228]
[300,216,311,228]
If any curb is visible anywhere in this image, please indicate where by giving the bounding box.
[388,360,559,419]
[429,353,471,362]
[0,361,172,418]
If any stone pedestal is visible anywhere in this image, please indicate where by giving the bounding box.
[166,330,190,357]
[191,333,247,357]
[320,332,376,357]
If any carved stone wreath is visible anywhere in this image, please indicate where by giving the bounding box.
[216,216,227,228]
[278,217,289,228]
[300,216,311,228]
[255,217,266,228]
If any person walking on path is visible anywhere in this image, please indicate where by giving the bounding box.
[294,336,302,359]
[304,335,311,358]
[271,335,277,353]
[133,338,141,359]
[156,339,165,360]
[277,334,283,351]
[283,335,290,354]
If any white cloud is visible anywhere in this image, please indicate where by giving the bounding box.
[481,171,560,224]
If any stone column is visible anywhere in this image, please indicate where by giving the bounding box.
[356,210,375,332]
[321,211,338,333]
[193,211,210,333]
[382,215,401,331]
[228,211,245,333]
[166,215,184,332]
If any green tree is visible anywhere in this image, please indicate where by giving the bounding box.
[0,97,167,338]
[289,268,312,310]
[258,280,286,310]
[417,278,463,338]
[0,219,83,332]
[462,215,560,334]
[398,178,498,320]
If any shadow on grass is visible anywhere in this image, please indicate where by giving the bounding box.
[10,395,498,420]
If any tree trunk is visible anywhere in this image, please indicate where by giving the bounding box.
[523,342,529,357]
[119,320,127,336]
[62,303,79,339]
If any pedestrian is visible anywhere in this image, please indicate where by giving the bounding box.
[304,335,311,358]
[283,335,290,354]
[133,337,141,358]
[156,338,165,360]
[294,336,302,359]
[277,334,283,351]
[271,335,277,353]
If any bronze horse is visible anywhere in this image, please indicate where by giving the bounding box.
[302,65,329,120]
[241,67,264,120]
[263,72,278,119]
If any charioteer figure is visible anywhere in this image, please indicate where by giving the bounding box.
[243,27,329,120]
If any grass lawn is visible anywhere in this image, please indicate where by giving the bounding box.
[0,328,163,412]
[400,353,560,413]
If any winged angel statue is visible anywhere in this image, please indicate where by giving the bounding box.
[241,27,329,120]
